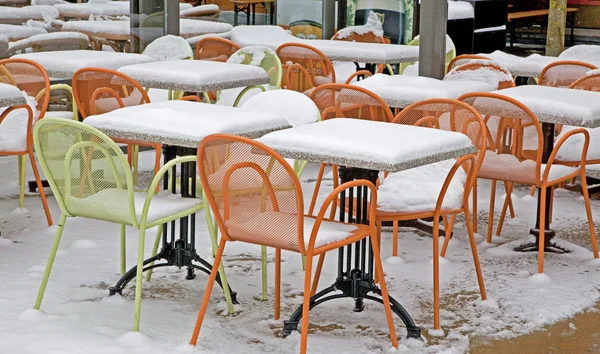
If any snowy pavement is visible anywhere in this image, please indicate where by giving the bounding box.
[1,152,599,353]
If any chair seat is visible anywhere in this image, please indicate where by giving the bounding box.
[226,211,365,251]
[377,159,466,213]
[555,126,600,162]
[478,153,579,184]
[66,188,202,225]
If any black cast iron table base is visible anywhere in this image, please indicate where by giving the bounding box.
[282,167,421,339]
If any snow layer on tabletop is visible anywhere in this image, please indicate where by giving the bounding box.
[412,34,455,52]
[8,32,89,51]
[185,31,231,47]
[0,24,47,41]
[482,50,559,76]
[447,1,474,20]
[378,159,466,213]
[240,90,320,127]
[559,45,600,67]
[444,65,513,90]
[555,125,600,162]
[258,118,474,166]
[61,20,129,35]
[0,5,59,21]
[54,1,130,17]
[179,4,219,16]
[335,11,383,40]
[333,61,357,83]
[31,0,67,5]
[0,93,39,152]
[179,19,232,35]
[142,35,193,61]
[230,25,300,49]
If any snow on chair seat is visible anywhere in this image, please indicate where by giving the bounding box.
[142,35,193,61]
[0,94,38,152]
[444,61,515,90]
[538,60,597,88]
[6,32,90,56]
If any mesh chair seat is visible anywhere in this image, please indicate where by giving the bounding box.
[478,153,578,184]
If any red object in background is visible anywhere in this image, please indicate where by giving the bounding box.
[568,0,600,5]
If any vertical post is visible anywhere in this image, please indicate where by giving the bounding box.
[337,0,347,32]
[545,0,567,56]
[165,0,180,36]
[418,0,447,79]
[322,0,336,39]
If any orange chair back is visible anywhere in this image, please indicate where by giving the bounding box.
[446,54,491,73]
[538,60,598,88]
[72,67,150,118]
[276,43,335,93]
[195,37,241,62]
[569,71,600,91]
[0,58,50,119]
[309,83,393,122]
[332,31,388,44]
[446,62,516,90]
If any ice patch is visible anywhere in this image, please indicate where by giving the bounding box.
[427,328,445,337]
[478,298,499,310]
[17,309,55,321]
[590,258,600,266]
[0,237,13,246]
[68,240,98,249]
[528,273,552,285]
[44,225,59,235]
[430,256,451,265]
[101,294,128,306]
[10,207,30,216]
[116,331,152,347]
[384,256,406,265]
[174,342,196,353]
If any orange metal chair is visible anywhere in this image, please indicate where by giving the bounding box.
[194,37,241,62]
[189,134,398,353]
[72,67,161,178]
[379,99,487,330]
[307,84,394,216]
[570,71,600,91]
[276,42,336,93]
[331,31,389,44]
[459,92,598,273]
[445,61,516,90]
[446,54,491,73]
[0,58,53,225]
[538,60,598,88]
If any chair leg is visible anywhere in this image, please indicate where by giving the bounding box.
[120,224,126,276]
[18,155,26,208]
[432,217,441,330]
[145,224,163,282]
[580,176,599,259]
[440,214,456,258]
[311,253,325,296]
[487,180,497,243]
[496,182,513,237]
[506,182,515,218]
[308,163,326,216]
[132,227,147,332]
[529,185,536,196]
[190,238,227,346]
[274,248,281,320]
[370,235,399,348]
[464,208,487,300]
[392,220,398,257]
[34,214,67,310]
[132,145,139,186]
[537,187,548,274]
[261,245,268,301]
[300,253,313,354]
[549,186,555,222]
[29,150,53,226]
[473,180,478,233]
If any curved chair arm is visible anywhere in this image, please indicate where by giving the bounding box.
[543,128,590,185]
[304,179,378,253]
[232,85,267,107]
[344,70,373,84]
[140,155,202,227]
[179,95,202,102]
[0,104,33,152]
[50,84,78,120]
[434,154,477,217]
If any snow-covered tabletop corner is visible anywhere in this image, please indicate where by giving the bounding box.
[0,83,27,108]
[0,24,47,41]
[258,118,476,172]
[117,60,269,92]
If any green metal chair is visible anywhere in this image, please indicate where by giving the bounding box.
[32,118,207,331]
[399,34,457,74]
[216,46,283,107]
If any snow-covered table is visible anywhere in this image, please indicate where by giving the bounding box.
[12,50,155,79]
[0,24,47,41]
[0,83,26,108]
[258,118,475,339]
[55,2,192,19]
[351,74,495,108]
[117,60,269,92]
[0,5,59,25]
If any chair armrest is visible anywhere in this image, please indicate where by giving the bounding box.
[0,104,33,150]
[232,85,267,107]
[179,95,202,102]
[344,70,373,84]
[543,128,590,183]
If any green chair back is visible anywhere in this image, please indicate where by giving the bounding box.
[227,46,283,88]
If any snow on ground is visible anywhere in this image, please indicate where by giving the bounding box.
[1,153,600,353]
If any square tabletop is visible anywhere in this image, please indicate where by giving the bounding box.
[493,86,600,128]
[258,118,476,172]
[117,60,270,92]
[83,100,289,148]
[351,74,496,108]
[481,51,559,78]
[12,50,155,79]
[306,40,419,64]
[0,83,26,107]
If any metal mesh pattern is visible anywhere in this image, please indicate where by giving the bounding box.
[446,55,491,72]
[309,84,394,122]
[198,137,304,252]
[276,43,335,92]
[538,61,597,87]
[460,94,543,184]
[72,68,150,118]
[195,37,241,62]
[0,59,50,118]
[34,119,135,225]
[570,73,600,91]
[446,62,515,90]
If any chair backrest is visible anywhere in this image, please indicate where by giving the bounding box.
[276,42,335,93]
[197,134,307,253]
[0,58,50,119]
[458,92,544,184]
[444,61,516,90]
[240,90,320,127]
[309,83,394,122]
[33,118,137,225]
[331,11,387,44]
[227,46,282,88]
[538,60,598,88]
[72,67,151,118]
[447,54,491,73]
[142,34,194,61]
[569,70,600,91]
[195,37,240,62]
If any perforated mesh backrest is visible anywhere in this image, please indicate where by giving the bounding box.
[0,58,50,118]
[570,72,600,92]
[445,62,516,90]
[276,43,334,92]
[34,118,136,225]
[198,135,305,253]
[72,68,150,118]
[538,60,598,87]
[195,37,241,62]
[332,31,387,44]
[227,46,282,87]
[459,93,544,184]
[447,54,491,72]
[309,83,393,122]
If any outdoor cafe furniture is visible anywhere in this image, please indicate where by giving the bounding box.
[258,118,478,340]
[12,50,155,79]
[82,99,292,314]
[0,24,47,42]
[6,32,91,57]
[459,89,599,273]
[194,37,241,62]
[444,61,516,89]
[0,5,60,25]
[537,60,598,87]
[188,134,397,354]
[276,42,336,93]
[54,1,192,19]
[230,0,275,26]
[446,54,491,72]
